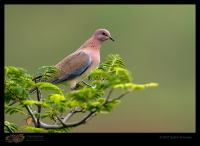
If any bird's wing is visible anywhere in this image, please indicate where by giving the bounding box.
[51,50,92,84]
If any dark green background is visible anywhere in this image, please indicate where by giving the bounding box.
[5,5,195,132]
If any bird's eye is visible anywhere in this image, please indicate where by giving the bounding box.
[102,32,106,36]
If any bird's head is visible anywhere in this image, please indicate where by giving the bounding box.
[93,28,115,42]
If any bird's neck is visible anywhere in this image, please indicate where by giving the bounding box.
[78,37,102,50]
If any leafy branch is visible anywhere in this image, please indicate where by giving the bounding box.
[4,54,158,133]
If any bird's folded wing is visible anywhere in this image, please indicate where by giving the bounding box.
[51,50,92,84]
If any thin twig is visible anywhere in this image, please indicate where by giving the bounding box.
[36,88,42,113]
[52,116,57,123]
[56,116,66,126]
[38,110,96,129]
[107,91,130,103]
[85,113,97,123]
[34,76,42,128]
[105,88,113,102]
[76,108,85,113]
[8,100,17,106]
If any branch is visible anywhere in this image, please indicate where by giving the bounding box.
[4,124,14,133]
[62,107,85,123]
[39,110,96,129]
[105,88,113,102]
[36,88,42,127]
[85,112,97,123]
[63,107,78,123]
[24,105,37,127]
[107,90,130,103]
[37,89,130,130]
[33,75,43,128]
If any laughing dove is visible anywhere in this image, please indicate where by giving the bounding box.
[30,28,114,94]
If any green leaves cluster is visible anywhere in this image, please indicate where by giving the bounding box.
[4,66,34,104]
[21,126,74,133]
[4,121,19,133]
[5,105,27,115]
[4,54,158,133]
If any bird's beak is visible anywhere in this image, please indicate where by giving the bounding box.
[109,36,115,42]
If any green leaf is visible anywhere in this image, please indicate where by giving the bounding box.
[5,66,33,81]
[102,100,121,112]
[49,94,66,105]
[21,100,51,109]
[22,100,42,105]
[21,126,46,133]
[4,121,19,133]
[104,54,126,73]
[40,112,53,119]
[91,80,112,90]
[9,123,19,131]
[10,86,29,98]
[113,67,132,83]
[91,90,104,100]
[38,65,59,71]
[85,98,105,111]
[4,92,13,104]
[37,65,60,81]
[67,88,101,107]
[113,82,159,90]
[48,127,74,133]
[4,105,27,115]
[5,66,24,76]
[45,95,68,113]
[33,82,63,94]
[88,69,112,81]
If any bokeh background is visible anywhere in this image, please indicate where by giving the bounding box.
[5,5,195,133]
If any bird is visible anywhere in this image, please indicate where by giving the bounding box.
[29,28,115,94]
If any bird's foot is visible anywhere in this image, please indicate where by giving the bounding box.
[70,87,76,91]
[82,81,96,89]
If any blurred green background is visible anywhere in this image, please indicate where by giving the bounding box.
[5,5,195,133]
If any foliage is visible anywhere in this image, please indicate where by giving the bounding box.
[4,121,19,133]
[4,54,158,133]
[5,105,27,115]
[21,126,46,133]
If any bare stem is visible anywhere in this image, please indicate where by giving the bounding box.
[107,91,130,103]
[8,100,17,106]
[38,110,96,129]
[24,105,37,127]
[63,107,78,123]
[34,77,42,128]
[105,88,113,102]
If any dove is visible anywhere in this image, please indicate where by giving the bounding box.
[29,28,115,94]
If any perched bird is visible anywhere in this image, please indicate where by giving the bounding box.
[30,28,114,94]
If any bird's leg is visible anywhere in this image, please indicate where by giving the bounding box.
[82,81,96,89]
